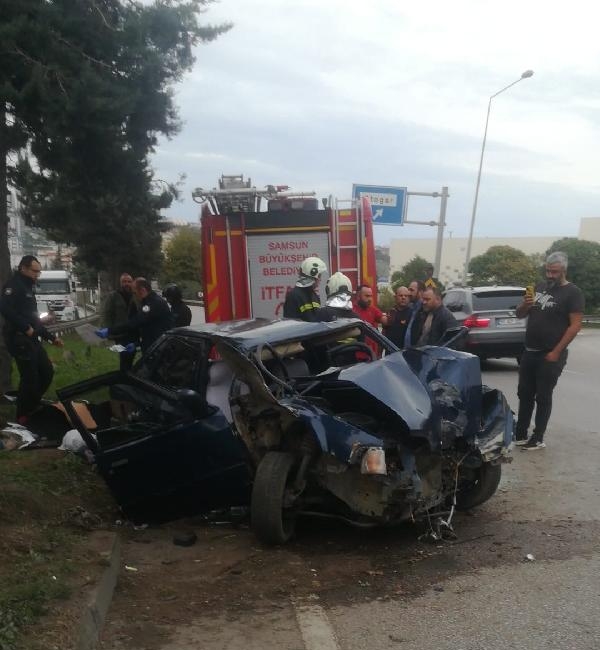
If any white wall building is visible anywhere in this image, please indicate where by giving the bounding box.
[389,218,600,286]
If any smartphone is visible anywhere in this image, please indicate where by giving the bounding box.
[525,285,534,299]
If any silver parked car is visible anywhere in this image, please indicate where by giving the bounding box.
[443,286,526,362]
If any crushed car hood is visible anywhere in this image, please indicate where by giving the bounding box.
[339,352,433,431]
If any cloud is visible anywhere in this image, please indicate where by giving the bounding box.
[152,0,600,243]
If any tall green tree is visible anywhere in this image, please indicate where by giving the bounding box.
[1,0,230,280]
[161,226,202,299]
[468,245,537,287]
[391,255,432,289]
[546,238,600,311]
[0,0,231,389]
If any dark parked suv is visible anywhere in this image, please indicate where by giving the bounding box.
[443,286,526,361]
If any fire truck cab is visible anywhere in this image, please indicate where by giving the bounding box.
[194,175,377,323]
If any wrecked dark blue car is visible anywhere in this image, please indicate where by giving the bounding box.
[57,318,513,544]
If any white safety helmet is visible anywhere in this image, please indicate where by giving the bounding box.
[296,256,327,287]
[325,271,352,297]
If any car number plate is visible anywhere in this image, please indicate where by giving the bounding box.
[497,317,518,326]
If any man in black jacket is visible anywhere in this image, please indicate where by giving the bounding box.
[413,287,457,346]
[0,256,63,421]
[163,284,192,327]
[96,278,173,354]
[101,272,138,371]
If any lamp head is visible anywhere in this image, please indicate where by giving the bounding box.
[521,70,534,78]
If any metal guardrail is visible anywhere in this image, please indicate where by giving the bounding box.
[48,313,99,336]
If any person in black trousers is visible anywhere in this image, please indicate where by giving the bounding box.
[0,256,64,422]
[515,251,584,450]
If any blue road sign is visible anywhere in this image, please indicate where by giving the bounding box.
[352,184,407,225]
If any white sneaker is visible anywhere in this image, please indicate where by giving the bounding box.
[522,439,546,450]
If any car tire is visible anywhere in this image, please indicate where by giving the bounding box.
[251,451,297,545]
[455,462,501,510]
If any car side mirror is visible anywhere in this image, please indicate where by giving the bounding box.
[435,326,468,348]
[176,388,208,416]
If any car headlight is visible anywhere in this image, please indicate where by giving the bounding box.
[360,447,387,475]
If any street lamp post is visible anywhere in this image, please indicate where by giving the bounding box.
[463,70,534,283]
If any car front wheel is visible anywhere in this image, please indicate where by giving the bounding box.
[251,451,298,545]
[455,462,502,510]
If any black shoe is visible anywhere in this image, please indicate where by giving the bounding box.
[522,436,546,450]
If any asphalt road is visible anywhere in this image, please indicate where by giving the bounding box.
[100,329,600,650]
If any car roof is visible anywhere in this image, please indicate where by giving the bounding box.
[446,286,525,292]
[169,317,368,351]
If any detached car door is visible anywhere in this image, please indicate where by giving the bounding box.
[57,335,252,524]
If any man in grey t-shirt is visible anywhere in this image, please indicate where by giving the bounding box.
[514,251,584,450]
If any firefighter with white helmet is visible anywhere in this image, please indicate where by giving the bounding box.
[320,272,361,321]
[283,256,328,321]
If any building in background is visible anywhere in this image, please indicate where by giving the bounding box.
[389,217,600,286]
[161,218,201,251]
[7,190,75,270]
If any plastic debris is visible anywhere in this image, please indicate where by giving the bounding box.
[125,565,139,572]
[0,423,37,450]
[525,553,535,562]
[58,429,93,453]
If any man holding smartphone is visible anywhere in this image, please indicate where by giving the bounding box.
[514,251,584,449]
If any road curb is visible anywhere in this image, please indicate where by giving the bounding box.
[75,531,121,650]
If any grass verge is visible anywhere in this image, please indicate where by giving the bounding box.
[1,333,119,425]
[1,331,118,649]
[0,451,114,650]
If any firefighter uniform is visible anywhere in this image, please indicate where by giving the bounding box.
[0,271,57,419]
[283,286,322,321]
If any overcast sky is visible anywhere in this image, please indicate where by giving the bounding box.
[153,0,600,246]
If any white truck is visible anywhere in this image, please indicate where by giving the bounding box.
[35,270,79,322]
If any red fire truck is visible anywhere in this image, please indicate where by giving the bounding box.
[194,175,377,323]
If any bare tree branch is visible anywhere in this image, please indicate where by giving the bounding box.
[90,0,117,31]
[55,34,113,70]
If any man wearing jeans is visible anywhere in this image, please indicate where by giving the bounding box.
[515,251,584,450]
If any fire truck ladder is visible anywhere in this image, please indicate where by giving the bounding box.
[333,198,362,287]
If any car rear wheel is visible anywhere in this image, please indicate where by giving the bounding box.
[455,462,501,510]
[251,451,298,545]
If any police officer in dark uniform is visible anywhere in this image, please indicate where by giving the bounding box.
[0,256,64,422]
[162,284,192,327]
[96,277,173,354]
